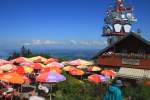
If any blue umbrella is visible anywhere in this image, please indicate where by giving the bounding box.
[98,75,106,82]
[36,72,66,83]
[46,72,66,83]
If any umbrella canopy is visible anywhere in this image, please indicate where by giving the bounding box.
[0,59,11,66]
[46,62,64,68]
[76,65,88,69]
[69,69,84,76]
[23,66,33,73]
[40,67,62,73]
[0,69,3,74]
[36,72,66,83]
[67,59,93,66]
[0,64,16,71]
[32,63,45,69]
[30,56,47,63]
[98,75,106,82]
[12,57,32,63]
[88,74,102,84]
[0,72,24,84]
[44,58,59,65]
[63,66,75,71]
[13,66,25,74]
[79,59,94,66]
[29,96,45,100]
[66,59,80,66]
[101,70,116,77]
[20,74,30,83]
[13,66,33,74]
[19,62,33,66]
[87,66,101,72]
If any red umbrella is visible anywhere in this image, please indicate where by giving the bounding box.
[88,74,102,84]
[13,66,25,74]
[101,70,116,77]
[69,69,84,76]
[32,63,45,69]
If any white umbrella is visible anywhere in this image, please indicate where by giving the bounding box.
[29,96,45,100]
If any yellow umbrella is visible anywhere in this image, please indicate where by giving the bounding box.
[23,66,33,73]
[79,59,94,66]
[76,65,88,69]
[63,66,75,71]
[30,56,47,63]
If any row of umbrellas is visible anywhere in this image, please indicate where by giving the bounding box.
[0,56,116,85]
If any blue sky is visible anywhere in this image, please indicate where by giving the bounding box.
[0,0,150,49]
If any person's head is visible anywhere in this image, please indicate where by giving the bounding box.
[113,79,123,87]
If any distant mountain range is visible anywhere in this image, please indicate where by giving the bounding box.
[0,48,101,60]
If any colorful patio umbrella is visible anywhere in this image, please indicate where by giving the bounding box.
[69,69,84,76]
[46,62,64,68]
[44,58,59,65]
[79,59,94,66]
[76,65,88,69]
[40,67,62,73]
[87,66,101,72]
[0,69,3,74]
[0,64,16,71]
[29,96,45,100]
[13,66,25,74]
[30,56,47,63]
[101,70,116,77]
[19,62,33,66]
[0,72,24,84]
[13,66,33,74]
[0,59,11,66]
[36,72,66,83]
[63,66,75,71]
[66,59,80,66]
[67,59,93,66]
[20,74,30,83]
[98,75,106,82]
[88,74,102,84]
[23,66,33,73]
[32,63,45,69]
[12,57,32,63]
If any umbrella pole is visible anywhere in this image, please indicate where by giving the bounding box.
[50,84,52,100]
[50,84,52,91]
[81,75,82,80]
[49,93,52,100]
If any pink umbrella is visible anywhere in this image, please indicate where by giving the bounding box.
[0,59,11,66]
[67,59,80,66]
[11,57,32,63]
[0,64,16,71]
[46,62,64,68]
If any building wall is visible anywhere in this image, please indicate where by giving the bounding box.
[98,55,150,69]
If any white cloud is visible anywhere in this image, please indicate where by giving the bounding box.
[22,39,107,46]
[70,40,77,45]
